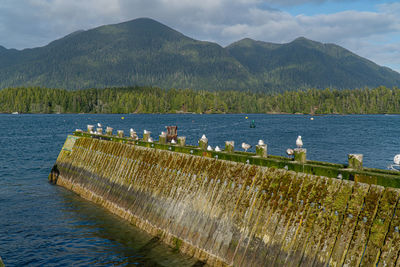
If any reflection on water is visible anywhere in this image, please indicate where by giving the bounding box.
[58,189,197,266]
[1,113,399,265]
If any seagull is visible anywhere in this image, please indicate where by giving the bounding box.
[394,154,400,165]
[215,146,221,152]
[207,145,213,151]
[242,142,251,152]
[97,123,102,127]
[148,137,153,142]
[296,136,303,148]
[171,139,176,144]
[286,148,294,157]
[201,134,207,140]
[258,140,265,146]
[130,128,135,133]
[144,129,150,134]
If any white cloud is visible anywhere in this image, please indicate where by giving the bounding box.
[0,0,399,72]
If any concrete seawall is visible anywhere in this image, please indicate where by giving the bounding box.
[51,135,400,266]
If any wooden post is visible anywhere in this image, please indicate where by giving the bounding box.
[225,141,234,153]
[178,136,186,146]
[143,130,151,142]
[159,135,167,144]
[87,124,94,133]
[199,135,208,151]
[348,154,363,170]
[294,148,307,163]
[106,126,113,135]
[256,144,267,157]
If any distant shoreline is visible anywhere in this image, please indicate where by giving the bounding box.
[3,112,400,115]
[2,86,399,115]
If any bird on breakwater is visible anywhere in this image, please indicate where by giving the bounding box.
[97,122,102,127]
[215,146,221,152]
[395,154,400,165]
[389,154,400,171]
[296,136,303,148]
[242,142,251,152]
[201,134,207,141]
[258,140,265,146]
[286,148,294,157]
[148,137,154,142]
[171,139,176,144]
[144,129,149,134]
[207,145,213,151]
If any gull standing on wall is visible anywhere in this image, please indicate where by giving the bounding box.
[296,136,303,148]
[242,142,251,152]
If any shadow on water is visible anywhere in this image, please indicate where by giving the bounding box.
[57,187,199,266]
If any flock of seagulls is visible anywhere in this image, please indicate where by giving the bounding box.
[93,123,305,157]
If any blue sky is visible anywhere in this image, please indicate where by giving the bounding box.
[0,0,399,72]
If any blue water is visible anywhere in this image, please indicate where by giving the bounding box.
[0,114,399,266]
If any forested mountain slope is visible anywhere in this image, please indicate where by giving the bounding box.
[0,18,399,91]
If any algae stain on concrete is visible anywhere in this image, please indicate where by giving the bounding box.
[51,135,400,266]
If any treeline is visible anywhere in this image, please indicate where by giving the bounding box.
[0,86,400,114]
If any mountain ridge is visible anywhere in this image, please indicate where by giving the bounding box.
[0,17,398,92]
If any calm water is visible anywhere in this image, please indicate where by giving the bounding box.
[1,114,399,266]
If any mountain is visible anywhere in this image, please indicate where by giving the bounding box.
[0,18,399,91]
[226,37,400,90]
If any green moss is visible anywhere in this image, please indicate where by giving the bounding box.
[70,132,400,189]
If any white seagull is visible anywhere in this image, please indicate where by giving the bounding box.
[97,122,102,127]
[258,140,265,146]
[296,136,303,148]
[148,137,154,142]
[215,146,221,152]
[171,139,177,144]
[201,134,207,141]
[286,148,294,157]
[242,142,251,152]
[207,145,213,151]
[394,154,400,165]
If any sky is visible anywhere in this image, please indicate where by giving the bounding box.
[1,0,400,72]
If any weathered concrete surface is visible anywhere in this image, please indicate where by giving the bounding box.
[50,135,400,266]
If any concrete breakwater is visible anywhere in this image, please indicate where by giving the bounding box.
[51,132,400,266]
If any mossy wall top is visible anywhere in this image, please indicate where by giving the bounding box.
[52,135,400,266]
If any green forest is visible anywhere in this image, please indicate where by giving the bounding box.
[1,86,400,114]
